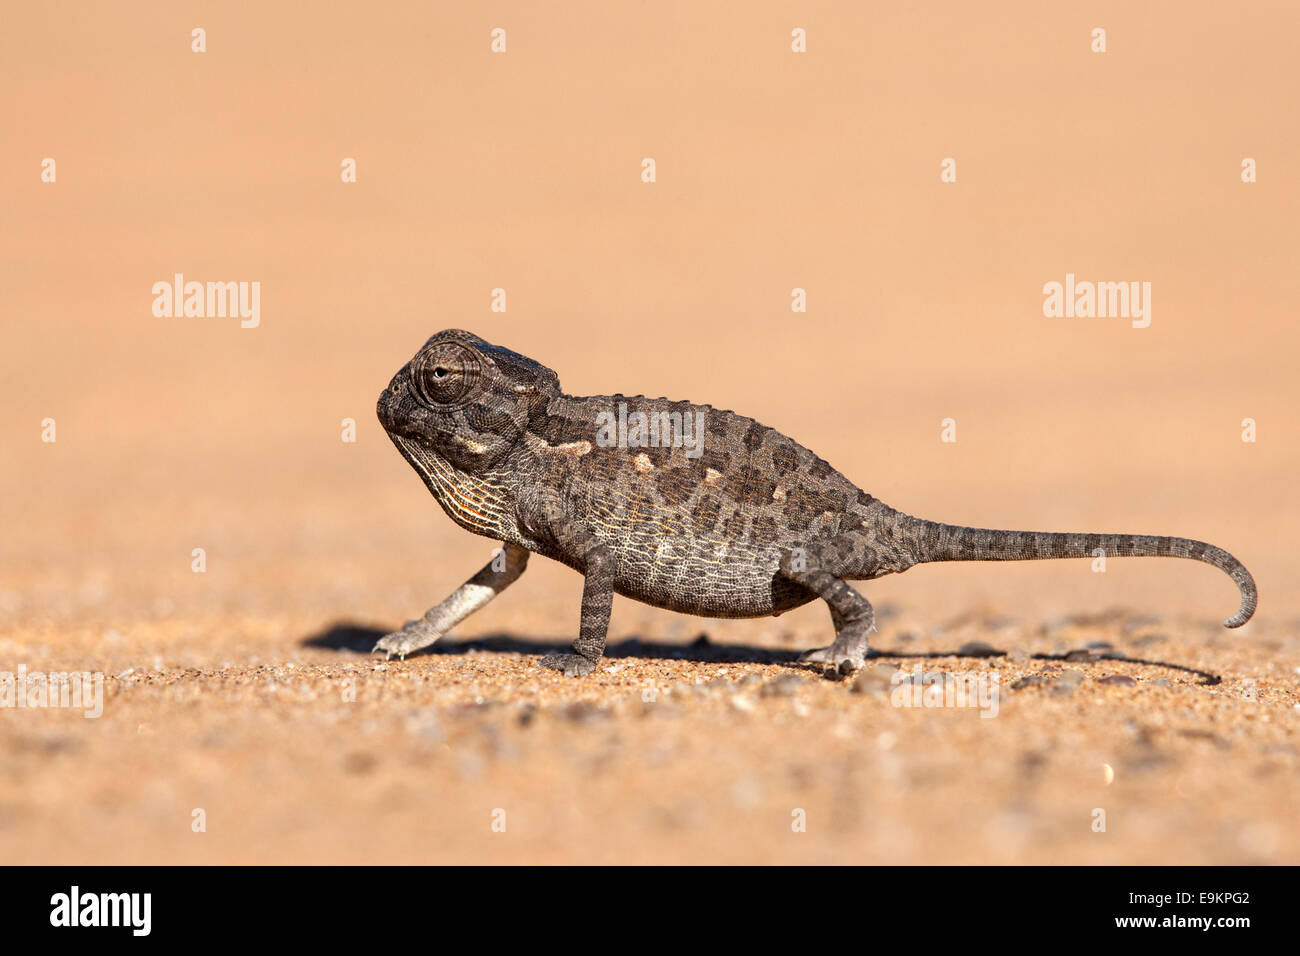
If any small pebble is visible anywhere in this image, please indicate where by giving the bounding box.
[563,701,606,723]
[342,752,376,775]
[1098,675,1137,687]
[760,674,805,698]
[957,641,999,657]
[1011,675,1050,690]
[850,666,897,696]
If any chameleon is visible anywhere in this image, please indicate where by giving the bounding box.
[373,329,1257,677]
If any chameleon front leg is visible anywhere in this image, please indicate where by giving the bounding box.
[373,542,530,659]
[519,493,615,678]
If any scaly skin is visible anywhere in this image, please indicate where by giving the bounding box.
[373,329,1257,677]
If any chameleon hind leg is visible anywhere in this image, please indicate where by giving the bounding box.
[778,539,877,676]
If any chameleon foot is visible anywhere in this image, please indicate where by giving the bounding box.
[538,652,598,678]
[799,644,866,676]
[372,620,441,660]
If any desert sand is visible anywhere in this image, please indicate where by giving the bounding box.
[2,2,1297,864]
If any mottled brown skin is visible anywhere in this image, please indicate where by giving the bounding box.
[374,330,1257,677]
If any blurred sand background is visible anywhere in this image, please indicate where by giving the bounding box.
[1,2,1297,864]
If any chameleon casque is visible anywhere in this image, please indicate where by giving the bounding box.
[374,329,1257,677]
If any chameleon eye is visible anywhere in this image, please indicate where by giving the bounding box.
[414,344,477,406]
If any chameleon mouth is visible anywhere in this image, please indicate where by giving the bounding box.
[377,378,435,441]
[376,379,409,435]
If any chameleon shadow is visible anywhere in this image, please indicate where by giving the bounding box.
[299,621,1221,683]
[300,621,805,665]
[867,648,1221,686]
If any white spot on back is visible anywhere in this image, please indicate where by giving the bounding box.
[552,440,593,457]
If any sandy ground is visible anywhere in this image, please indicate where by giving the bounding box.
[4,607,1299,865]
[2,3,1298,864]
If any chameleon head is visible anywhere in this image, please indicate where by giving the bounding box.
[377,329,560,471]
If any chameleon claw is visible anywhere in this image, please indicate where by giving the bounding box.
[538,652,597,678]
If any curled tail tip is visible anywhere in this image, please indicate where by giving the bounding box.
[1223,572,1257,629]
[1224,603,1255,629]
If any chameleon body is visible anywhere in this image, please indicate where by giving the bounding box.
[374,329,1257,677]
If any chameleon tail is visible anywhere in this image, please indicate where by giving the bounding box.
[883,507,1257,628]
